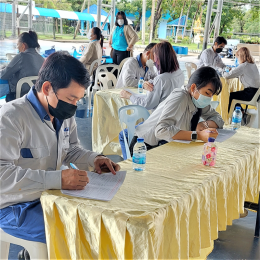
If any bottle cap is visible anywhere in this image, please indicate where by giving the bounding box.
[235,106,241,110]
[208,137,215,142]
[140,77,144,80]
[137,138,144,142]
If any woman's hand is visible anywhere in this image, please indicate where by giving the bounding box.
[120,90,132,99]
[197,128,218,142]
[196,121,209,132]
[109,42,112,48]
[143,81,154,92]
[127,45,133,51]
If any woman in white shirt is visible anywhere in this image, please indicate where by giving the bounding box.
[120,41,185,111]
[223,47,260,113]
[80,27,103,71]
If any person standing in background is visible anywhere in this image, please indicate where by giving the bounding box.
[109,11,139,65]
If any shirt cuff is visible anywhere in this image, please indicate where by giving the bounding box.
[45,170,62,190]
[130,95,137,104]
[88,152,101,167]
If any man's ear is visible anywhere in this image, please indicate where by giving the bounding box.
[41,81,53,96]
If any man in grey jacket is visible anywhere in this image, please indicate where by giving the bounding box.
[0,52,120,252]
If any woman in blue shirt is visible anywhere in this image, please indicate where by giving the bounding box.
[109,11,139,65]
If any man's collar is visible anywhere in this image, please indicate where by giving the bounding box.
[136,54,144,68]
[27,86,51,121]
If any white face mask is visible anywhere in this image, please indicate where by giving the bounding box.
[117,19,124,26]
[146,59,154,68]
[87,31,92,40]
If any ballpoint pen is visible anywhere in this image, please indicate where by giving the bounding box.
[70,163,79,170]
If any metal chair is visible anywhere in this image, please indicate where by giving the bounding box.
[228,88,260,129]
[16,76,38,99]
[185,62,197,79]
[97,72,118,90]
[6,53,17,61]
[119,105,150,159]
[0,228,48,260]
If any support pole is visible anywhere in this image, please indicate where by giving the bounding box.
[87,0,90,32]
[142,0,146,44]
[175,1,186,43]
[214,0,223,39]
[97,0,102,28]
[149,0,156,43]
[12,0,16,37]
[110,0,116,30]
[60,18,63,35]
[28,0,32,30]
[202,0,214,51]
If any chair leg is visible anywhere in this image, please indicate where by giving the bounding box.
[258,104,260,129]
[0,240,10,260]
[255,193,260,238]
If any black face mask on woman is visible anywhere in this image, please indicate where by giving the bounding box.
[46,92,77,120]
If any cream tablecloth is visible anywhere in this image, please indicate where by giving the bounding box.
[41,127,260,260]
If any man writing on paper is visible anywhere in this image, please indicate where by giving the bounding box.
[0,52,120,258]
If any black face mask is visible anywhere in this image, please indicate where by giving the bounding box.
[216,48,223,53]
[46,93,77,120]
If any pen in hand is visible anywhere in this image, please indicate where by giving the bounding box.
[70,163,79,170]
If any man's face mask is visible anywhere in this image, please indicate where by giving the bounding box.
[46,90,77,120]
[216,47,223,53]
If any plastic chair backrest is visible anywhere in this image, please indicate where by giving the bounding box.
[210,100,219,110]
[97,72,118,90]
[118,57,130,75]
[118,105,150,159]
[6,53,16,61]
[250,88,260,104]
[16,76,38,99]
[88,58,106,76]
[93,64,119,90]
[185,62,197,79]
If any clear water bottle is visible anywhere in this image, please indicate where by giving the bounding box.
[138,77,144,94]
[234,57,239,67]
[132,138,147,171]
[231,106,242,130]
[225,66,230,73]
[202,138,217,166]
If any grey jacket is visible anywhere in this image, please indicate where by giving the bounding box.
[0,89,99,208]
[0,48,44,94]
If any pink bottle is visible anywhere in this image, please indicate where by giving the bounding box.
[202,138,217,166]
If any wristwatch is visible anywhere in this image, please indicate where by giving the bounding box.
[191,131,197,142]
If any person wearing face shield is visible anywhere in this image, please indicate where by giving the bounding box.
[109,11,139,65]
[197,36,227,70]
[126,67,224,156]
[0,52,120,256]
[80,27,103,71]
[0,31,44,102]
[116,43,158,89]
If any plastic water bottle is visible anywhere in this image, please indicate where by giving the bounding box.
[234,57,239,67]
[225,66,230,73]
[231,106,242,130]
[138,77,144,94]
[202,138,217,166]
[132,138,147,171]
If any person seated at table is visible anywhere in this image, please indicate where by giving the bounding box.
[120,41,185,111]
[0,31,44,102]
[80,27,103,71]
[223,47,260,123]
[116,43,158,89]
[197,36,227,71]
[0,52,120,259]
[125,67,224,156]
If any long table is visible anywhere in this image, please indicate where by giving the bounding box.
[41,127,260,260]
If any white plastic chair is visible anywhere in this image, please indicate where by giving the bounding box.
[87,64,119,114]
[97,72,118,90]
[16,76,38,99]
[118,57,130,75]
[228,88,260,128]
[6,53,17,61]
[0,228,48,260]
[119,105,150,160]
[185,62,197,79]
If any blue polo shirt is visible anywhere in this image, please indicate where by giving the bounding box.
[112,25,128,51]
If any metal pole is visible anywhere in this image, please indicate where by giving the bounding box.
[28,0,32,30]
[175,1,186,43]
[60,18,63,35]
[12,0,16,37]
[202,0,214,51]
[149,0,156,43]
[214,0,223,39]
[142,0,146,44]
[87,0,90,32]
[110,0,116,31]
[97,0,102,28]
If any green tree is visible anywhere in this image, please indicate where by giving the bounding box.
[244,10,260,34]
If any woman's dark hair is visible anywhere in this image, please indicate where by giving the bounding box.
[152,41,179,74]
[187,67,222,95]
[215,36,227,45]
[93,27,104,48]
[115,11,128,26]
[19,31,40,50]
[35,51,90,92]
[144,43,157,52]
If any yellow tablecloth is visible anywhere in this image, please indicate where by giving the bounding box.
[41,127,260,260]
[92,88,135,155]
[213,78,244,124]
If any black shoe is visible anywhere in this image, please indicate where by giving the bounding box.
[18,249,30,260]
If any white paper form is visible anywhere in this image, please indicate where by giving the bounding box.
[123,88,147,98]
[215,129,236,142]
[61,171,127,201]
